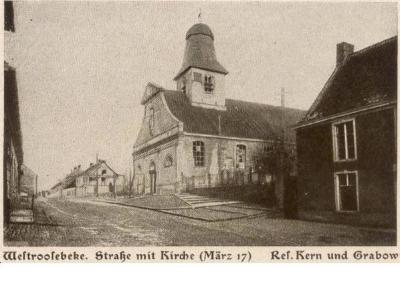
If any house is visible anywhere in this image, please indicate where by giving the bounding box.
[132,22,305,205]
[3,1,26,224]
[4,61,24,223]
[49,160,123,198]
[294,36,397,227]
[75,159,124,197]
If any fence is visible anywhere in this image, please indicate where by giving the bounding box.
[182,170,272,191]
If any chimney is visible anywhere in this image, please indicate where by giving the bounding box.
[336,42,354,66]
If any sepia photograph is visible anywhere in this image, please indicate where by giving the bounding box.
[2,0,398,252]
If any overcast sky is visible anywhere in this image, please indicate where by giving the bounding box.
[4,1,397,191]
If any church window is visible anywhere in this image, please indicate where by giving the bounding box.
[204,75,215,93]
[149,107,155,134]
[193,141,205,167]
[236,144,246,169]
[164,155,173,168]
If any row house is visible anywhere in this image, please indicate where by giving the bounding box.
[49,160,124,198]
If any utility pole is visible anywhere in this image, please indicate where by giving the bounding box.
[96,154,99,197]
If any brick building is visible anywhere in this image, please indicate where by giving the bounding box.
[295,37,397,227]
[132,23,305,204]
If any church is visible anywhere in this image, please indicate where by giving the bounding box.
[132,22,305,197]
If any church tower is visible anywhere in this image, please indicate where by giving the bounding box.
[174,23,228,110]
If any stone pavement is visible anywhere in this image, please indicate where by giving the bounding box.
[4,199,396,246]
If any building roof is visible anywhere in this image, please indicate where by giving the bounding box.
[174,23,228,80]
[78,160,118,177]
[301,36,397,124]
[163,90,305,142]
[50,160,120,191]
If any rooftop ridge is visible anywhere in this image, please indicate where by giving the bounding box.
[163,89,305,112]
[350,35,397,59]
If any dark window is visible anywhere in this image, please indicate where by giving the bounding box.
[333,120,356,161]
[236,144,246,169]
[102,169,106,175]
[204,75,215,93]
[336,172,358,211]
[181,78,186,94]
[193,141,205,167]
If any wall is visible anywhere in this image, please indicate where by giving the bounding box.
[177,67,226,110]
[180,135,266,178]
[296,108,396,227]
[133,139,178,194]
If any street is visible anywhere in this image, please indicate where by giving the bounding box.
[5,198,396,246]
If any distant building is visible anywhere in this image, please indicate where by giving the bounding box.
[49,159,124,198]
[132,22,305,203]
[75,160,124,197]
[295,37,397,227]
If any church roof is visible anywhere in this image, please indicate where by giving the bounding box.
[300,36,397,124]
[174,23,228,80]
[163,90,306,142]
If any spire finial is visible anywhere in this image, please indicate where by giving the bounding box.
[198,8,202,23]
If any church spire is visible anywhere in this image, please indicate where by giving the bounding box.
[174,22,228,111]
[174,22,228,80]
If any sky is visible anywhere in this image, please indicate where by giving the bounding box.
[4,1,397,191]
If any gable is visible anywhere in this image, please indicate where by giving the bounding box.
[134,92,182,147]
[141,82,163,105]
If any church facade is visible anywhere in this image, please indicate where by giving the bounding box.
[132,23,305,197]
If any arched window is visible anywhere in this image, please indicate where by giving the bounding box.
[236,144,246,169]
[148,107,155,134]
[164,155,173,168]
[149,161,156,172]
[193,141,205,167]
